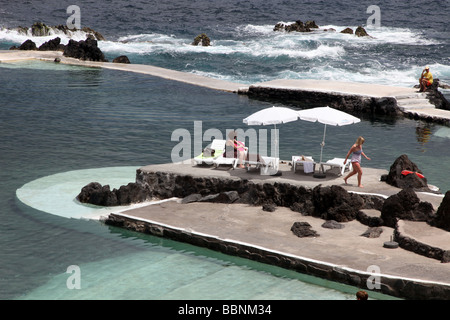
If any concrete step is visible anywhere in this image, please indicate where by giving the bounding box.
[395,92,427,100]
[397,98,431,106]
[398,104,435,111]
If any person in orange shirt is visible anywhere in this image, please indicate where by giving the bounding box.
[419,66,433,92]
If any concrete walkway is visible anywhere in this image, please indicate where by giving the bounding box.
[2,50,450,124]
[247,79,419,98]
[0,50,245,93]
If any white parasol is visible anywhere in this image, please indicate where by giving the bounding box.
[297,106,361,164]
[243,106,300,157]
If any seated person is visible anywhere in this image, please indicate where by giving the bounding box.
[224,131,265,168]
[419,66,433,92]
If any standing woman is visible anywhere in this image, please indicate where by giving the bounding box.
[343,136,371,188]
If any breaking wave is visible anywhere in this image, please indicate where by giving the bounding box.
[1,22,448,88]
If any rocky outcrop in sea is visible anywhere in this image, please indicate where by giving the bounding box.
[12,22,105,40]
[273,20,370,37]
[192,33,211,46]
[63,36,107,62]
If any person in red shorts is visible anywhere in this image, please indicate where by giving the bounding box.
[419,66,433,92]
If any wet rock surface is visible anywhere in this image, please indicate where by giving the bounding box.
[63,37,107,62]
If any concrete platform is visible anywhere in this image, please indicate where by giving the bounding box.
[138,161,443,208]
[104,161,450,299]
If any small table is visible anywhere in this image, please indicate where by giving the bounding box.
[292,156,316,174]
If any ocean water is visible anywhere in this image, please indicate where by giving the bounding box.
[0,0,449,300]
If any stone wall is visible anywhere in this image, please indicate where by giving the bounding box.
[395,221,450,263]
[134,169,382,222]
[245,86,400,115]
[105,212,450,300]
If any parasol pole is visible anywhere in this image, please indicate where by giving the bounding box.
[273,123,278,158]
[319,124,327,163]
[314,124,327,178]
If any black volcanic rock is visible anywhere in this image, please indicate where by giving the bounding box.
[18,39,37,50]
[275,20,314,33]
[340,27,353,34]
[77,182,117,206]
[380,188,434,228]
[31,22,50,36]
[113,55,131,63]
[38,37,65,51]
[63,37,107,62]
[384,154,428,190]
[432,191,450,231]
[291,222,319,237]
[192,33,211,46]
[77,181,150,206]
[311,185,364,222]
[355,26,369,37]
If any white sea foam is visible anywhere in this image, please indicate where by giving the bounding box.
[240,23,441,46]
[2,24,448,88]
[0,27,95,46]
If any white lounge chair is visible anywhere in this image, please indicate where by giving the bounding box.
[213,152,279,175]
[212,154,238,168]
[319,157,352,176]
[242,156,279,175]
[193,139,226,165]
[292,155,316,174]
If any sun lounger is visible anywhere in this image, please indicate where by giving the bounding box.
[292,155,316,174]
[193,139,226,165]
[213,154,238,168]
[213,153,279,175]
[319,157,352,176]
[244,156,279,175]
